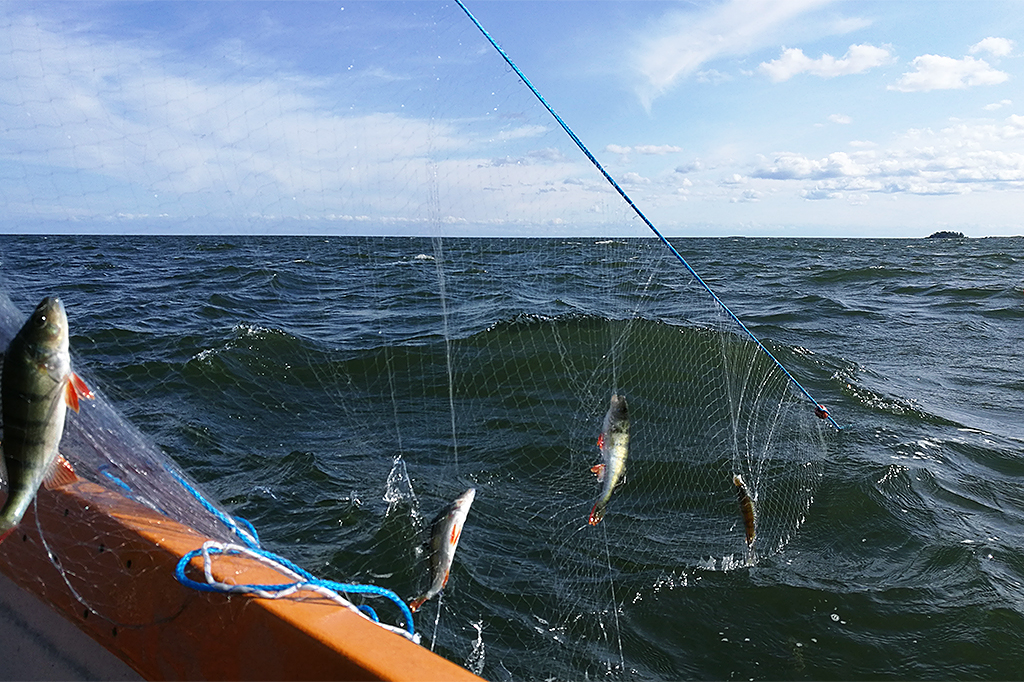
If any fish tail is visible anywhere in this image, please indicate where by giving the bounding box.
[408,595,428,613]
[588,499,606,526]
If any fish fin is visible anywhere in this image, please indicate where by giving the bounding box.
[43,455,78,490]
[590,463,605,482]
[588,501,605,526]
[0,526,14,546]
[408,595,427,613]
[597,433,605,450]
[64,373,94,413]
[71,372,95,400]
[64,380,80,413]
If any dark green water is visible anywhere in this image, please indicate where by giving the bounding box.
[1,235,1021,680]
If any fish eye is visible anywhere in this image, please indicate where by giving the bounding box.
[34,314,47,327]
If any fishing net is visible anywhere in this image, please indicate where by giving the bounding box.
[0,3,836,679]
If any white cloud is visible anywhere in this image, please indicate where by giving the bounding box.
[633,0,835,106]
[983,99,1013,111]
[526,148,566,163]
[759,43,892,82]
[889,54,1009,92]
[752,151,867,179]
[696,69,732,84]
[829,114,852,124]
[969,37,1015,58]
[749,114,1024,200]
[621,172,651,185]
[605,143,683,157]
[732,189,763,202]
[0,13,616,228]
[634,144,684,155]
[496,125,550,141]
[675,159,704,174]
[0,16,469,207]
[802,186,844,200]
[362,66,413,83]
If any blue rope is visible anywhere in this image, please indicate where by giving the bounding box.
[174,544,415,635]
[167,466,416,636]
[100,466,136,496]
[454,0,841,431]
[358,605,380,622]
[165,465,261,549]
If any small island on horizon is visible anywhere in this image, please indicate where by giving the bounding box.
[927,231,967,239]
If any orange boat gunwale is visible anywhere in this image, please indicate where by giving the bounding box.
[0,478,482,681]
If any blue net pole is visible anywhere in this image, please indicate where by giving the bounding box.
[454,0,841,430]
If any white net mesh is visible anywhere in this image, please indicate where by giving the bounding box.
[0,4,836,679]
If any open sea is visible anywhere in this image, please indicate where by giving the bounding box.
[0,234,1022,680]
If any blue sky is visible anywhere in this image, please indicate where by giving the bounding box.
[1,1,1022,237]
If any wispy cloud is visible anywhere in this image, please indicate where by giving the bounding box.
[758,43,892,81]
[983,99,1013,111]
[606,144,683,156]
[0,12,605,226]
[496,125,549,141]
[695,69,732,84]
[633,0,835,107]
[675,159,705,174]
[890,54,1009,92]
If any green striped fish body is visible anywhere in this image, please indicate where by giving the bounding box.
[589,394,629,526]
[0,297,90,541]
